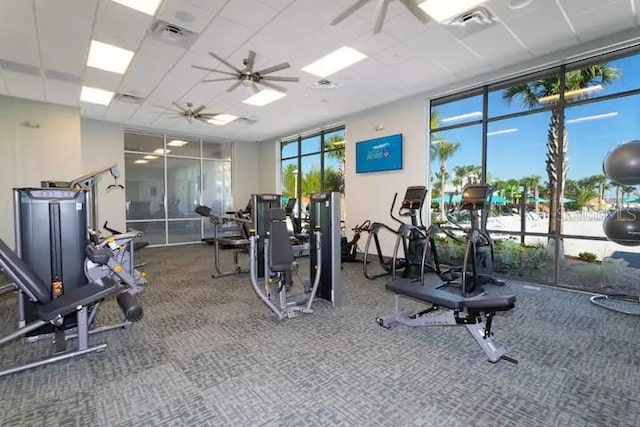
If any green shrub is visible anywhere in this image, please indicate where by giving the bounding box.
[577,252,598,263]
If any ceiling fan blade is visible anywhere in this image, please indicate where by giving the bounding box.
[191,65,238,77]
[192,105,206,115]
[251,82,260,94]
[373,0,390,34]
[226,80,243,93]
[398,0,429,24]
[330,0,372,25]
[208,51,243,74]
[245,50,256,72]
[256,62,290,76]
[261,76,299,82]
[259,80,287,93]
[196,117,210,123]
[202,77,240,83]
[172,102,187,113]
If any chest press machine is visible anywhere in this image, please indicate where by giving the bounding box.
[249,192,342,320]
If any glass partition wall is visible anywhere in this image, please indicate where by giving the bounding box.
[430,47,640,293]
[125,131,232,246]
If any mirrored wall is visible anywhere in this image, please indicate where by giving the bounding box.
[124,131,232,245]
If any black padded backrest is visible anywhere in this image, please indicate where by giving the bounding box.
[0,239,52,304]
[268,208,294,272]
[195,205,212,218]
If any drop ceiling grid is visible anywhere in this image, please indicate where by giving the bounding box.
[0,1,40,67]
[570,1,637,42]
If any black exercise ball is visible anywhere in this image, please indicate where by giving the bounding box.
[603,140,640,185]
[603,208,640,246]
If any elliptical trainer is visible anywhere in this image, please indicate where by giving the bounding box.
[420,184,504,296]
[362,186,428,280]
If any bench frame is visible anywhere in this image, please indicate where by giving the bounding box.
[377,292,517,364]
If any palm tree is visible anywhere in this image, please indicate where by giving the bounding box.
[520,175,542,213]
[502,64,619,236]
[589,174,609,210]
[431,140,460,220]
[324,134,346,192]
[622,185,637,207]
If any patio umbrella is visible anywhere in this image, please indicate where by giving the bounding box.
[562,197,574,203]
[491,194,508,204]
[529,197,549,203]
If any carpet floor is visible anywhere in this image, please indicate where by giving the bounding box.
[0,244,639,426]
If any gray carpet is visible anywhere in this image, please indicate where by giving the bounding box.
[0,244,639,426]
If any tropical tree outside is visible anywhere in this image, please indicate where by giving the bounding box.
[324,134,346,193]
[520,175,542,212]
[502,64,620,236]
[431,140,460,220]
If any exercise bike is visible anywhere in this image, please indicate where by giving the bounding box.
[419,184,504,296]
[363,186,428,280]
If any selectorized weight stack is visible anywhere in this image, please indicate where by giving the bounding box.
[251,193,281,278]
[309,192,342,306]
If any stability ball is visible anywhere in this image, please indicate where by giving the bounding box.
[603,209,640,246]
[603,140,640,185]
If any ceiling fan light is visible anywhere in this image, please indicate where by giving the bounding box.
[418,0,487,23]
[302,46,367,78]
[208,114,239,125]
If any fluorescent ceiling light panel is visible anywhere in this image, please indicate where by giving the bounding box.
[302,46,367,78]
[537,85,603,103]
[134,159,148,164]
[567,112,618,124]
[418,0,487,23]
[440,111,482,123]
[153,148,171,155]
[487,128,518,136]
[208,114,239,125]
[143,155,158,160]
[80,86,114,105]
[87,40,134,74]
[109,0,162,16]
[242,89,287,107]
[167,140,189,147]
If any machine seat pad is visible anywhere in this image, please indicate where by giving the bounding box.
[465,295,516,312]
[386,279,465,309]
[133,241,149,251]
[269,208,295,273]
[37,278,119,322]
[0,238,52,304]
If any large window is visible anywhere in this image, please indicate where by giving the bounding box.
[280,127,346,220]
[125,131,232,246]
[429,48,640,292]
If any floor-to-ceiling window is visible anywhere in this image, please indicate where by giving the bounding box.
[429,47,640,293]
[280,126,346,221]
[124,131,232,246]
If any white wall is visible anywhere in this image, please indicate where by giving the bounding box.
[81,119,126,232]
[232,141,260,209]
[0,95,83,248]
[257,139,278,193]
[344,95,428,255]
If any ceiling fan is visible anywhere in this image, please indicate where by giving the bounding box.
[160,102,257,125]
[331,0,429,34]
[192,50,299,93]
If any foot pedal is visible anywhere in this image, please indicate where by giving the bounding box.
[376,318,391,329]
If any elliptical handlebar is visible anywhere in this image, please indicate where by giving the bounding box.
[389,192,402,225]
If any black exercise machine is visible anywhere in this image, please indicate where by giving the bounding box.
[363,186,428,280]
[0,238,142,377]
[341,220,370,263]
[419,184,504,296]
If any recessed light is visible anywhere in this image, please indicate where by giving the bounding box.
[242,89,287,107]
[302,46,367,78]
[167,140,188,147]
[418,0,487,23]
[153,148,171,155]
[87,40,134,74]
[80,86,114,105]
[109,0,163,16]
[143,155,158,160]
[208,114,239,125]
[134,159,149,164]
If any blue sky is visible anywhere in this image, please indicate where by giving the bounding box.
[432,52,640,186]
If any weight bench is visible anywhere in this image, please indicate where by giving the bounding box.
[0,238,122,377]
[376,278,517,364]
